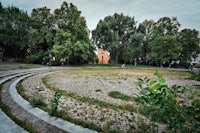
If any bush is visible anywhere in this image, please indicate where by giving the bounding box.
[30,97,46,107]
[188,71,200,81]
[135,70,200,132]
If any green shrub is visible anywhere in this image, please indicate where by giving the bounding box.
[188,71,200,81]
[135,70,200,132]
[30,97,46,107]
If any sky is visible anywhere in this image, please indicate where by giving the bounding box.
[1,0,200,31]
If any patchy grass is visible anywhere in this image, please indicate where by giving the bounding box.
[108,91,132,101]
[0,83,40,133]
[42,77,137,112]
[16,81,103,132]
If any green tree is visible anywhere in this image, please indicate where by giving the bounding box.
[149,35,181,67]
[137,19,155,63]
[28,7,54,64]
[149,17,181,67]
[92,13,137,64]
[51,28,72,65]
[0,5,30,60]
[53,2,92,64]
[178,29,200,66]
[153,17,180,36]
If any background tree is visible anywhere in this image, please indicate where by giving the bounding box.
[53,2,92,64]
[149,35,181,67]
[0,4,30,61]
[28,7,54,64]
[178,29,200,66]
[153,17,180,36]
[51,28,72,65]
[92,13,137,64]
[137,19,155,64]
[149,17,181,67]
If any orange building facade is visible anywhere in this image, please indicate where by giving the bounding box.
[97,48,110,64]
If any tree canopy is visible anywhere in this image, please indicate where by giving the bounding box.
[92,13,137,64]
[0,1,199,67]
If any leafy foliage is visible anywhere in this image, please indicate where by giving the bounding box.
[92,13,137,64]
[30,97,46,108]
[49,89,62,116]
[149,35,181,67]
[188,71,200,81]
[135,71,200,132]
[179,28,200,64]
[0,5,30,60]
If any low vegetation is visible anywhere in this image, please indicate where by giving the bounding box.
[135,71,200,132]
[15,68,200,132]
[108,91,132,101]
[0,84,39,133]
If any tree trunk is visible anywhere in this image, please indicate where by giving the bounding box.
[160,62,163,68]
[115,51,119,64]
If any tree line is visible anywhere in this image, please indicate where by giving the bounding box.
[92,13,200,67]
[0,2,95,65]
[0,2,200,67]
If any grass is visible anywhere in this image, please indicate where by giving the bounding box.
[188,71,200,81]
[108,91,132,101]
[0,84,40,133]
[16,81,104,132]
[15,68,192,132]
[42,76,137,112]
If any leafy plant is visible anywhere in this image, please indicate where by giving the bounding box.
[30,97,46,107]
[49,89,62,116]
[135,70,200,132]
[188,71,200,81]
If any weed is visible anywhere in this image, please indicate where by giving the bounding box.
[49,89,62,116]
[30,97,46,107]
[108,91,132,101]
[95,89,102,92]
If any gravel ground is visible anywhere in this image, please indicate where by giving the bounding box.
[1,78,67,133]
[21,68,199,132]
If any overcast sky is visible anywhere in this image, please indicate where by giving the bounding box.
[1,0,200,31]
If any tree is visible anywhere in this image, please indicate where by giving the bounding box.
[53,2,92,64]
[149,17,181,67]
[51,28,72,65]
[153,17,180,36]
[0,5,30,60]
[92,13,137,64]
[149,35,181,67]
[54,2,89,44]
[28,7,54,64]
[137,19,155,63]
[178,29,200,65]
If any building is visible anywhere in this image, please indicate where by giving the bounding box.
[97,48,109,64]
[191,54,200,65]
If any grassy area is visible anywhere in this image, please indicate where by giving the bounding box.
[108,91,133,101]
[42,76,137,112]
[0,62,45,71]
[81,63,160,68]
